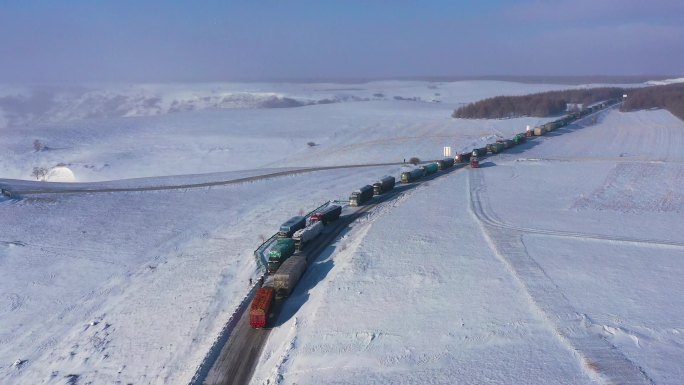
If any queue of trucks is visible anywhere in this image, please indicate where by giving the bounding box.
[250,98,621,328]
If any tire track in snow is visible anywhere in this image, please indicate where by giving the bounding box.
[468,170,684,248]
[469,169,655,385]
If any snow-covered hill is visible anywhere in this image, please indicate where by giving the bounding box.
[1,80,683,385]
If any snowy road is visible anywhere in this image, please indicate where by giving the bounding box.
[204,168,463,385]
[0,162,412,196]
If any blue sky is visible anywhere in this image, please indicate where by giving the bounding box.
[0,0,682,82]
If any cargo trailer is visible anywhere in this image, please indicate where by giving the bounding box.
[273,255,307,297]
[455,152,471,163]
[437,157,455,170]
[401,168,423,183]
[350,185,373,206]
[278,216,306,238]
[373,176,396,195]
[249,287,274,328]
[472,147,487,157]
[421,162,438,175]
[293,221,323,251]
[310,204,342,224]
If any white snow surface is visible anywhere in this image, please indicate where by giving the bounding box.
[1,80,683,384]
[2,80,589,182]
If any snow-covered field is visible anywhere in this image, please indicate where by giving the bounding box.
[1,80,682,384]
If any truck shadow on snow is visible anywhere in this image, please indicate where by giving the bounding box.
[270,167,462,327]
[273,246,338,326]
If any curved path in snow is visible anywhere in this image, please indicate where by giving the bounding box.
[469,169,656,385]
[468,170,684,248]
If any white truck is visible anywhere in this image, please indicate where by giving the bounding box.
[292,221,323,251]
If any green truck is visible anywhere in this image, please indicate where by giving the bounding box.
[421,162,439,175]
[267,238,295,273]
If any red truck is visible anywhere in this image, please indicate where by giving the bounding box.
[249,287,274,328]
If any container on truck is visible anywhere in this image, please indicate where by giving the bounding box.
[487,142,505,153]
[400,168,423,183]
[293,221,323,251]
[249,287,275,328]
[472,147,487,157]
[309,204,342,224]
[437,157,455,170]
[273,255,307,297]
[455,152,471,163]
[350,185,373,206]
[373,176,396,195]
[278,216,306,239]
[421,162,439,175]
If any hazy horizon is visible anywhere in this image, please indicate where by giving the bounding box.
[1,1,683,83]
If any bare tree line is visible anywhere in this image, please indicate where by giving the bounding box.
[620,83,684,120]
[452,88,625,119]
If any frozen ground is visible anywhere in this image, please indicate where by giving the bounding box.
[1,80,597,182]
[1,80,682,384]
[251,108,684,384]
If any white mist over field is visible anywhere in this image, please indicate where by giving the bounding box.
[1,80,682,385]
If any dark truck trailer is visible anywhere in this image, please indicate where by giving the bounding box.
[249,287,275,328]
[401,168,423,183]
[421,162,439,175]
[273,255,307,297]
[373,176,396,195]
[267,238,295,273]
[350,185,373,206]
[487,142,505,153]
[278,216,306,238]
[455,152,471,163]
[309,204,342,224]
[437,157,455,170]
[472,147,487,157]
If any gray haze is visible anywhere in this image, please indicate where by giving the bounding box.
[1,0,682,83]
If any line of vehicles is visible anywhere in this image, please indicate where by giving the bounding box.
[249,98,620,328]
[250,203,343,328]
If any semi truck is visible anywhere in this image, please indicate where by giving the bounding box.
[267,238,295,273]
[455,152,471,163]
[273,255,307,297]
[309,204,342,224]
[278,216,306,238]
[292,221,323,251]
[249,287,274,328]
[350,185,373,206]
[421,162,439,175]
[437,157,455,170]
[401,168,423,183]
[372,176,396,195]
[472,147,487,157]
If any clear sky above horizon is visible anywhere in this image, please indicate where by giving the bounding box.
[1,0,682,83]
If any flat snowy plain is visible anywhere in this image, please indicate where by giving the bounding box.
[1,80,682,385]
